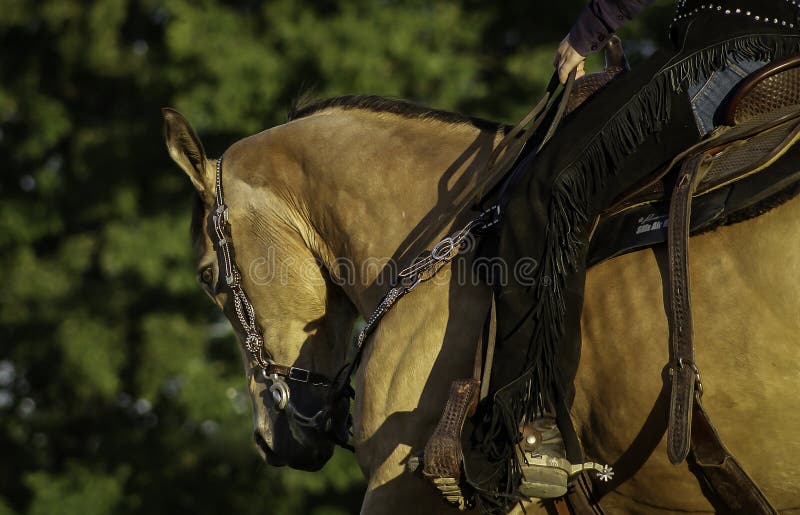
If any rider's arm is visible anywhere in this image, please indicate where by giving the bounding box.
[569,0,654,56]
[555,0,654,84]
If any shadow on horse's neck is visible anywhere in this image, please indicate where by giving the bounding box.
[297,110,502,314]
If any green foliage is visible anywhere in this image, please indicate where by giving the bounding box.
[58,314,124,400]
[25,464,129,515]
[0,0,672,513]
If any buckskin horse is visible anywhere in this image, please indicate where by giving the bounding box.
[163,65,800,513]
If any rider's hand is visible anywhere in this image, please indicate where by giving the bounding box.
[554,36,586,85]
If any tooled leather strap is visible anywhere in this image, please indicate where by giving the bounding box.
[666,143,784,513]
[666,114,800,465]
[666,153,708,465]
[690,396,779,514]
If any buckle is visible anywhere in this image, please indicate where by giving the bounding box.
[288,367,311,383]
[670,359,704,397]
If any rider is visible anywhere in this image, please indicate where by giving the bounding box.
[475,0,800,504]
[557,0,768,134]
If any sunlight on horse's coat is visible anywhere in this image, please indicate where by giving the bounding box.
[165,105,800,514]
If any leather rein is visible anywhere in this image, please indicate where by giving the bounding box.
[210,72,576,451]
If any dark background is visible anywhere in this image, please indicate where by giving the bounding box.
[0,1,673,513]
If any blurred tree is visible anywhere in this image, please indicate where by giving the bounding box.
[0,0,672,513]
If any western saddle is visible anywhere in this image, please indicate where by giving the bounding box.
[418,39,800,514]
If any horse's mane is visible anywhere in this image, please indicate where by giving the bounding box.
[188,96,508,244]
[288,94,510,133]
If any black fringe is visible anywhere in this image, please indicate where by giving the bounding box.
[667,33,800,91]
[471,33,800,514]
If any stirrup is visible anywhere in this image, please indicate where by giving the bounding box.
[516,417,614,499]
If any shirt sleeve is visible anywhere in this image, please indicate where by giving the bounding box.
[567,0,654,56]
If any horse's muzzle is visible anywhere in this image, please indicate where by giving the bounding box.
[254,430,287,467]
[253,418,334,472]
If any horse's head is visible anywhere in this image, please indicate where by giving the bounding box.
[162,109,358,471]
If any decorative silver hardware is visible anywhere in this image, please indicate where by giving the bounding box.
[269,379,290,410]
[397,205,498,291]
[212,155,346,448]
[518,447,615,482]
[597,464,615,482]
[671,3,796,30]
[431,237,455,261]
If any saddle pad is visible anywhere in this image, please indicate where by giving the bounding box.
[587,121,800,266]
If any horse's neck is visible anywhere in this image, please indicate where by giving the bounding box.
[277,109,499,496]
[288,109,503,313]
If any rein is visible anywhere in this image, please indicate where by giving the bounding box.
[210,71,576,451]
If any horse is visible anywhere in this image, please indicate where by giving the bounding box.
[162,95,800,514]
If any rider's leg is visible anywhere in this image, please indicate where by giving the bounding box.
[484,60,703,499]
[688,56,767,136]
[487,53,774,498]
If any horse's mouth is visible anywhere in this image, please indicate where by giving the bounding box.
[254,431,287,467]
[254,427,334,472]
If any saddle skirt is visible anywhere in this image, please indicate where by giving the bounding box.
[587,54,800,267]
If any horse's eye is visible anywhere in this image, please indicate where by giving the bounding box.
[200,267,214,286]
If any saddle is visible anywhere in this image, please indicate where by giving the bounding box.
[420,49,800,513]
[588,53,800,266]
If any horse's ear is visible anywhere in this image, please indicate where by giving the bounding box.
[162,108,210,193]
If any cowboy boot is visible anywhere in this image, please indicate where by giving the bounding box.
[516,415,614,498]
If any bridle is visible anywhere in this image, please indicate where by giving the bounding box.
[210,153,486,449]
[211,155,353,446]
[210,154,493,450]
[208,71,575,452]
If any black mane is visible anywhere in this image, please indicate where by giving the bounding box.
[189,97,509,245]
[288,94,509,133]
